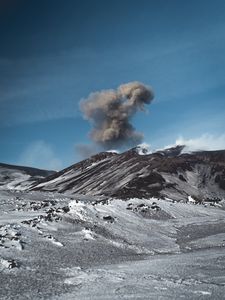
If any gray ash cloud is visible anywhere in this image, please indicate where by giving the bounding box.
[80,81,154,149]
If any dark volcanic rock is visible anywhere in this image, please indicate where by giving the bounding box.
[103,216,115,223]
[30,147,225,201]
[215,174,225,190]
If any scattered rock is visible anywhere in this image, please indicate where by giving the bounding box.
[103,216,114,223]
[8,259,18,269]
[0,258,19,269]
[137,203,146,208]
[56,206,70,213]
[151,202,161,211]
[61,206,70,213]
[126,203,133,210]
[0,225,24,250]
[16,200,57,212]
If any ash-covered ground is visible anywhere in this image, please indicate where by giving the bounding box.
[0,190,225,299]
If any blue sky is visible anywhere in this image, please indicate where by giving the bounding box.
[0,0,225,169]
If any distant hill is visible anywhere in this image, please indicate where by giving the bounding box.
[0,162,55,190]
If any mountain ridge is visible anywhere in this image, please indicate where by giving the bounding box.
[0,162,55,190]
[29,146,225,201]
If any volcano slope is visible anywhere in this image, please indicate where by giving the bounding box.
[31,146,225,202]
[0,147,225,299]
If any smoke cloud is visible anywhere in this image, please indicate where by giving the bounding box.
[80,81,154,149]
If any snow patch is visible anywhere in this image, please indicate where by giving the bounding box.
[82,228,95,240]
[106,150,119,154]
[188,195,196,203]
[193,290,212,296]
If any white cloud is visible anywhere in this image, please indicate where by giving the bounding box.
[174,133,225,152]
[19,141,63,170]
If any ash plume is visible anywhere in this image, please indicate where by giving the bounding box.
[80,81,154,149]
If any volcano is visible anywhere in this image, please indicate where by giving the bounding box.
[30,145,225,202]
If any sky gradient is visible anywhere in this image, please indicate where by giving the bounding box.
[1,0,225,169]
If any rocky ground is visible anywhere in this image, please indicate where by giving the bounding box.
[0,189,225,299]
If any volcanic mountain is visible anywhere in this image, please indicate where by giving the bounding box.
[30,145,225,202]
[1,146,225,299]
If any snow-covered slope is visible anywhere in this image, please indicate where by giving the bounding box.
[0,189,225,299]
[0,163,55,190]
[31,146,225,202]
